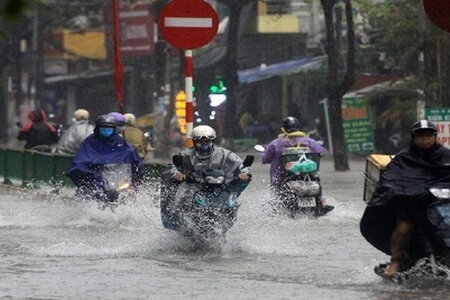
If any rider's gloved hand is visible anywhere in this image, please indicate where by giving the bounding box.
[173,172,186,182]
[238,173,252,182]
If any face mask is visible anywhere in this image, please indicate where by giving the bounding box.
[195,142,213,154]
[98,127,114,138]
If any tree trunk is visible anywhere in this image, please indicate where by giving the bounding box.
[321,0,355,171]
[217,0,256,142]
[222,3,241,140]
[442,33,450,107]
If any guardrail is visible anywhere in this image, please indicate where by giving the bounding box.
[0,148,167,188]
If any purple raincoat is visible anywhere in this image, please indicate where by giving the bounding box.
[261,136,326,185]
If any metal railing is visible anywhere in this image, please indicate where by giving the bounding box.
[0,148,166,188]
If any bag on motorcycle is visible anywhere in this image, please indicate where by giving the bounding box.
[285,153,318,174]
[285,173,320,196]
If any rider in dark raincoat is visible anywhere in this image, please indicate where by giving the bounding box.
[360,120,450,279]
[67,114,144,200]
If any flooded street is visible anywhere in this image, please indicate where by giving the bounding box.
[1,155,449,299]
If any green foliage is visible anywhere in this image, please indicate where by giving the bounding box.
[0,0,45,23]
[353,0,422,74]
[367,84,418,151]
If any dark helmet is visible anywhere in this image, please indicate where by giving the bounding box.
[281,116,301,133]
[94,114,118,138]
[411,120,437,135]
[96,114,117,128]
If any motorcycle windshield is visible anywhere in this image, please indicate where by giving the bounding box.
[100,164,132,191]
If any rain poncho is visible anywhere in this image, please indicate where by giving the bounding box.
[261,131,326,186]
[66,133,144,191]
[360,142,450,255]
[53,120,94,155]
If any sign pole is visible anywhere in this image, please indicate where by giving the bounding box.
[320,98,333,155]
[185,49,194,148]
[158,0,219,148]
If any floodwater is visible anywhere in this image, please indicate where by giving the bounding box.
[0,155,449,299]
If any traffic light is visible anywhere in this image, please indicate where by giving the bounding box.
[209,76,227,107]
[209,76,226,94]
[175,90,186,134]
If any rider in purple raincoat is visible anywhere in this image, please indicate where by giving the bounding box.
[261,116,333,212]
[262,116,326,188]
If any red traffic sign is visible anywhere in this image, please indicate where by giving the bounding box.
[158,0,219,50]
[423,0,450,33]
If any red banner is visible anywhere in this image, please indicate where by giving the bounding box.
[113,0,124,111]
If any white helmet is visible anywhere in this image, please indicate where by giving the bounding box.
[124,113,136,126]
[73,109,89,120]
[191,125,216,141]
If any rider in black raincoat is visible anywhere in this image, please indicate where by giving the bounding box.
[360,120,450,279]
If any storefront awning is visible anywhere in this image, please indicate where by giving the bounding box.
[238,56,326,84]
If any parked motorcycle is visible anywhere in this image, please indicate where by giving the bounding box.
[363,186,450,281]
[254,144,327,217]
[166,154,254,244]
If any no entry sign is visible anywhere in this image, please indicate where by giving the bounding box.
[158,0,219,50]
[423,0,450,33]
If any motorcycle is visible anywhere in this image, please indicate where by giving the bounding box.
[164,154,254,244]
[76,163,134,207]
[254,144,328,217]
[363,186,450,281]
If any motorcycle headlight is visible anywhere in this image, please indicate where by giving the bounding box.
[429,188,450,199]
[205,176,225,185]
[118,183,130,191]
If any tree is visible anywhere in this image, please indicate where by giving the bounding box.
[320,0,356,171]
[355,0,450,109]
[216,0,257,140]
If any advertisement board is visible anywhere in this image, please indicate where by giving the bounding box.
[425,108,450,148]
[119,3,155,56]
[342,97,374,153]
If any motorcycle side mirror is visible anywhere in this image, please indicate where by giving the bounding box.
[172,154,183,168]
[242,155,254,167]
[254,144,265,152]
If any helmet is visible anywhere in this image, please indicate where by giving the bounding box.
[73,109,89,120]
[281,116,301,133]
[108,112,126,126]
[95,114,117,138]
[124,113,136,126]
[191,125,216,141]
[96,114,117,128]
[192,125,216,157]
[411,120,437,134]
